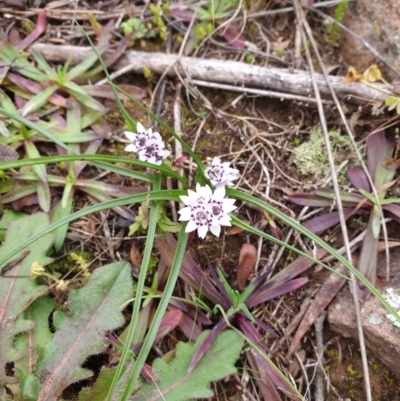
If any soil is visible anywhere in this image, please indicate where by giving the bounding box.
[1,0,400,400]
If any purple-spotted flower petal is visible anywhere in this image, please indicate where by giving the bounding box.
[205,157,239,188]
[178,184,237,238]
[124,122,170,166]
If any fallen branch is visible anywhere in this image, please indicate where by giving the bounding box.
[32,43,388,105]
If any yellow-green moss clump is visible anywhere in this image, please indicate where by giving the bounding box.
[293,126,352,184]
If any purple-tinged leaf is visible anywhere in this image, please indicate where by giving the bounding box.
[237,243,257,291]
[252,315,277,337]
[188,318,228,373]
[16,10,46,51]
[154,309,182,343]
[246,352,282,401]
[246,278,308,308]
[159,234,228,307]
[170,8,196,22]
[14,94,26,109]
[83,84,146,100]
[208,266,231,305]
[168,305,203,341]
[7,73,69,107]
[357,213,379,301]
[237,315,303,401]
[313,187,364,205]
[255,249,325,295]
[347,166,371,192]
[237,312,276,338]
[303,208,356,234]
[289,192,335,207]
[220,23,246,49]
[237,314,268,345]
[270,224,283,240]
[103,32,134,68]
[383,203,400,221]
[367,129,396,187]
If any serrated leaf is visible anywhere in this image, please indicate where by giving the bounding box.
[131,330,243,401]
[0,213,55,385]
[14,298,55,374]
[78,367,118,401]
[35,261,133,401]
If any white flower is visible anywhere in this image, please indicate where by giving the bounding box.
[205,157,239,188]
[124,122,170,166]
[178,184,237,238]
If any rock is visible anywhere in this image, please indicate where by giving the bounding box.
[340,0,400,80]
[327,282,400,377]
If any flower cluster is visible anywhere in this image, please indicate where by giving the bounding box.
[205,157,239,189]
[178,184,237,238]
[124,122,170,166]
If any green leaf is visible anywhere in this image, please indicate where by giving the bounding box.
[131,330,243,401]
[34,261,134,400]
[78,367,118,401]
[0,213,55,385]
[14,298,55,374]
[51,198,73,252]
[20,85,58,117]
[0,210,25,242]
[30,49,58,80]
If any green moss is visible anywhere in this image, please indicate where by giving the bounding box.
[326,0,348,47]
[293,126,352,183]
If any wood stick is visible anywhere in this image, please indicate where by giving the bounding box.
[31,43,388,105]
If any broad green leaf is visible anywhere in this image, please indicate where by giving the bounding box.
[0,210,25,241]
[0,213,55,385]
[35,261,133,400]
[131,330,243,401]
[78,367,118,401]
[14,298,55,374]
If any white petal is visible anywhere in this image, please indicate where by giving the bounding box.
[209,224,221,237]
[179,195,191,206]
[152,132,162,141]
[136,122,145,133]
[218,215,232,226]
[124,131,137,142]
[125,144,136,152]
[212,187,226,200]
[178,207,192,220]
[212,157,221,165]
[185,220,198,233]
[197,225,209,238]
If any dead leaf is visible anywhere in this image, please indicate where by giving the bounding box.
[237,243,257,291]
[343,66,363,83]
[130,242,142,267]
[287,263,348,358]
[363,64,382,83]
